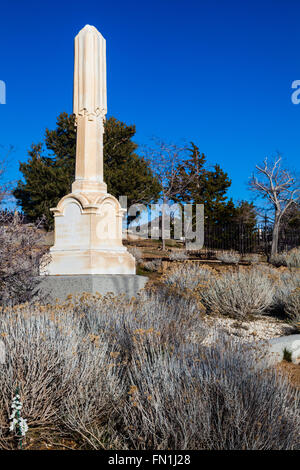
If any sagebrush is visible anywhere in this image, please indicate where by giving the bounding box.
[0,291,299,450]
[216,251,240,264]
[169,251,188,261]
[271,247,300,268]
[203,268,275,318]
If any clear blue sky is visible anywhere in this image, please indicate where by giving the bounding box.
[0,0,300,205]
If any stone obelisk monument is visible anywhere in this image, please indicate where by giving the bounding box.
[41,25,147,298]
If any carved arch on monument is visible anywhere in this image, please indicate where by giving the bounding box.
[94,194,124,242]
[94,193,124,217]
[51,193,90,216]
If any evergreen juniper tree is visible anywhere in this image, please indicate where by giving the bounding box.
[172,142,236,224]
[13,113,161,228]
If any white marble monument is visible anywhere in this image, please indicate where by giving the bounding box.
[43,25,135,276]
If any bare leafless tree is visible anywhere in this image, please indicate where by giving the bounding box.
[0,146,15,205]
[0,212,50,305]
[142,140,194,250]
[0,160,9,205]
[250,155,300,257]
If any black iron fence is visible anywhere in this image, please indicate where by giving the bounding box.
[1,210,299,257]
[200,223,299,256]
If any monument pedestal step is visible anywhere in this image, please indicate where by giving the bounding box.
[37,274,148,303]
[43,247,136,275]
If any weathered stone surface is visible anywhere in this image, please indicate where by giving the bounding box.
[263,335,300,365]
[38,274,148,302]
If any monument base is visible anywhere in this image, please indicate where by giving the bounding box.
[37,274,148,303]
[43,248,136,275]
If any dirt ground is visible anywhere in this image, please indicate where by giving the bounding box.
[276,361,300,389]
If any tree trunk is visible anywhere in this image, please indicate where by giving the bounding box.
[271,214,280,258]
[162,201,166,251]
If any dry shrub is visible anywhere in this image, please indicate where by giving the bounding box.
[284,288,300,326]
[122,334,300,450]
[162,263,215,292]
[0,301,126,449]
[270,253,287,267]
[163,262,300,321]
[0,289,206,447]
[142,259,162,272]
[271,247,300,268]
[249,267,300,320]
[287,247,300,268]
[203,268,275,318]
[255,264,280,276]
[0,305,78,446]
[243,253,260,264]
[0,293,299,450]
[169,251,188,261]
[216,251,241,264]
[127,246,143,264]
[0,213,49,305]
[74,289,206,349]
[60,330,125,450]
[272,270,300,314]
[60,290,207,449]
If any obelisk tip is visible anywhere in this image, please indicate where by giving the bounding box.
[76,24,105,40]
